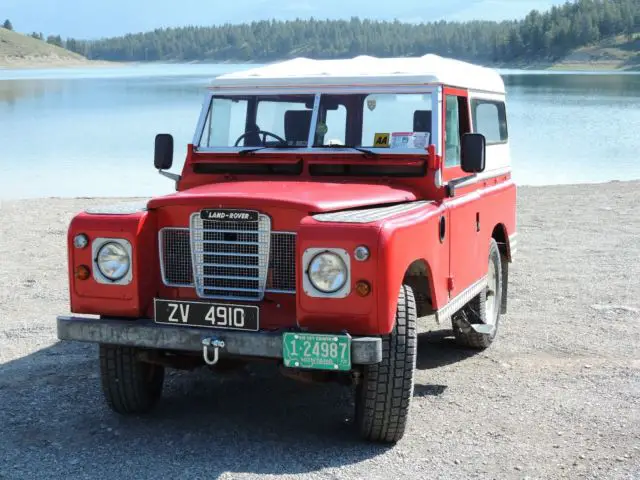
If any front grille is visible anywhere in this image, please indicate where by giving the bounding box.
[268,233,296,293]
[191,212,271,301]
[159,228,193,287]
[159,212,297,299]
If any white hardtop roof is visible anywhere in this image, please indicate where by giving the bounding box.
[210,54,505,94]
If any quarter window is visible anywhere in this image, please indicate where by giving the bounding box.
[471,99,508,144]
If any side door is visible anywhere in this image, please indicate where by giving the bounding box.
[441,88,483,299]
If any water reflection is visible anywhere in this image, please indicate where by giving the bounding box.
[0,66,639,199]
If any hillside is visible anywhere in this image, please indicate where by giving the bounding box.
[0,28,89,68]
[550,33,640,70]
[60,0,639,69]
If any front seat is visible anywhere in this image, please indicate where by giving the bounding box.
[284,110,313,146]
[413,110,432,134]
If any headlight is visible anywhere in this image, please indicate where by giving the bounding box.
[96,242,131,281]
[307,251,348,293]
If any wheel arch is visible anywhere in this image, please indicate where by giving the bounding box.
[491,223,513,263]
[401,258,436,318]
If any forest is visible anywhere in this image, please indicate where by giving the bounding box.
[11,0,640,63]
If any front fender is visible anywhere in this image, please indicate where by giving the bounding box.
[376,203,449,335]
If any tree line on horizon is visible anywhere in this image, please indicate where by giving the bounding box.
[6,0,640,63]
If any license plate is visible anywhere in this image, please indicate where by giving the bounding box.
[282,333,351,371]
[154,299,258,332]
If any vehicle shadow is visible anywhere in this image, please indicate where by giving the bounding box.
[416,329,480,371]
[0,341,392,479]
[410,329,480,399]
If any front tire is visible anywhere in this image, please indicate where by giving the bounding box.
[99,345,165,414]
[355,285,417,443]
[452,239,503,350]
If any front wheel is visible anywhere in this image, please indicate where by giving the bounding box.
[99,345,165,414]
[355,285,417,443]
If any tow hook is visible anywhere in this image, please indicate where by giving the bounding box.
[202,337,226,366]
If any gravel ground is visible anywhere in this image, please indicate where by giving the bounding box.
[0,181,639,480]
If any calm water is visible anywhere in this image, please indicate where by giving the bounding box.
[1,64,639,199]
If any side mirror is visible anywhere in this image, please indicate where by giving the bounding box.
[154,133,174,170]
[461,133,486,174]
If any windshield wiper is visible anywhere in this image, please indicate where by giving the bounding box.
[238,145,306,156]
[313,145,379,158]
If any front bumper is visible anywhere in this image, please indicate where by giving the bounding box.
[56,316,383,365]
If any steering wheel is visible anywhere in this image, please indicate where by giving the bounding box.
[234,130,287,147]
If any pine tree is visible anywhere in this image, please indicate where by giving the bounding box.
[2,19,13,30]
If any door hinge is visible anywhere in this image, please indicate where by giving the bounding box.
[447,277,455,292]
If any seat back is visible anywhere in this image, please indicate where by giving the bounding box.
[284,110,313,146]
[413,110,432,134]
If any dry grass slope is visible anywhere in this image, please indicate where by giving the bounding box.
[0,28,90,68]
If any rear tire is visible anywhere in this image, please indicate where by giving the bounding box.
[452,239,503,350]
[99,345,165,414]
[355,285,417,443]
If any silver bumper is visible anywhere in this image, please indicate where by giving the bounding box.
[56,316,383,365]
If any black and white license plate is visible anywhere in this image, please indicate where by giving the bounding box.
[154,299,259,331]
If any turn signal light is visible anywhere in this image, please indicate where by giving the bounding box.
[355,280,372,297]
[75,265,91,281]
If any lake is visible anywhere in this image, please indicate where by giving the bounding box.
[1,64,639,200]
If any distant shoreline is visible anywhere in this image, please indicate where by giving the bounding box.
[0,56,123,70]
[1,56,638,73]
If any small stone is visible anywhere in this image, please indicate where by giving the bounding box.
[454,459,461,465]
[579,455,586,460]
[514,466,522,471]
[557,431,563,436]
[615,457,624,462]
[584,365,593,369]
[69,458,80,466]
[553,444,560,449]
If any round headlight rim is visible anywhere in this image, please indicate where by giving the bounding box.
[96,241,131,282]
[307,250,348,294]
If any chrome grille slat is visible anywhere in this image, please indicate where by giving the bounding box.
[201,240,268,245]
[192,228,260,234]
[207,263,260,269]
[202,274,259,281]
[191,212,271,301]
[195,251,260,257]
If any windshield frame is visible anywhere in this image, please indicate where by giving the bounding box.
[192,86,440,156]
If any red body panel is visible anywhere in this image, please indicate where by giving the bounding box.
[148,179,418,213]
[64,82,517,338]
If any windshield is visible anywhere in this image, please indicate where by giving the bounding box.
[197,92,434,152]
[199,94,315,148]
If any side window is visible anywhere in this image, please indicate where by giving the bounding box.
[472,99,508,144]
[444,95,469,168]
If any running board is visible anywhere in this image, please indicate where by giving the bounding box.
[435,276,487,324]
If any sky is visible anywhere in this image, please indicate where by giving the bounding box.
[3,0,568,39]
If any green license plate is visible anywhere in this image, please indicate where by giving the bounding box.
[282,333,351,371]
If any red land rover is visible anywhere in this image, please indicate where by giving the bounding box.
[56,54,517,444]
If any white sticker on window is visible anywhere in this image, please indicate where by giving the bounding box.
[390,132,430,149]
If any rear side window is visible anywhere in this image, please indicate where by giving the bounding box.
[471,99,508,145]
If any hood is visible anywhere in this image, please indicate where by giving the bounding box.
[147,180,417,213]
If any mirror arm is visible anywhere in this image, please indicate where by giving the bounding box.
[158,169,180,182]
[446,173,478,197]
